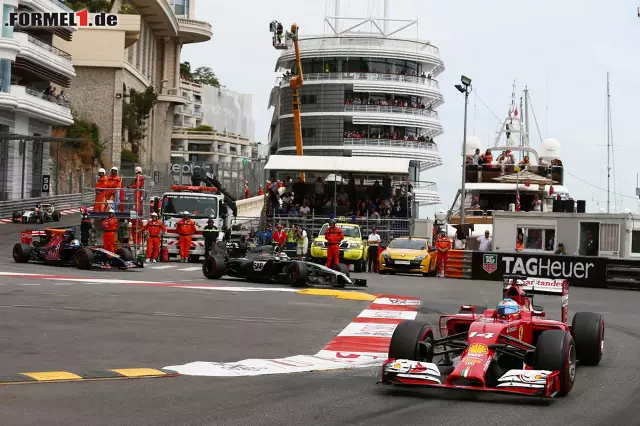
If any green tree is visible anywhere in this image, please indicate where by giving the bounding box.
[63,0,116,12]
[180,61,192,79]
[192,66,220,87]
[122,87,158,155]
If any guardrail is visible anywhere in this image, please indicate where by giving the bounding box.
[0,186,171,220]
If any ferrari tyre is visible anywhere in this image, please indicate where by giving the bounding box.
[116,248,133,261]
[388,320,434,362]
[13,243,31,263]
[52,210,61,221]
[202,255,225,279]
[533,330,576,397]
[74,248,94,270]
[571,312,605,366]
[286,262,309,287]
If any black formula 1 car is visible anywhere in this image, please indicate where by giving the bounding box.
[13,228,142,270]
[202,244,367,288]
[12,203,61,223]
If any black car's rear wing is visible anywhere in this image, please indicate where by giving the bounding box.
[502,274,569,323]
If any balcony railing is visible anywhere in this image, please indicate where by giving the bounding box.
[344,104,438,118]
[54,0,74,12]
[343,138,438,151]
[280,72,440,89]
[177,18,213,31]
[24,86,70,108]
[25,34,72,61]
[172,127,250,142]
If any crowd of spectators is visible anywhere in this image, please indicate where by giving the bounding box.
[264,174,414,219]
[344,96,433,111]
[343,130,434,144]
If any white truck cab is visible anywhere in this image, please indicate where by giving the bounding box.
[160,185,231,259]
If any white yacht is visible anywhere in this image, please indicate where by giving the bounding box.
[446,87,570,244]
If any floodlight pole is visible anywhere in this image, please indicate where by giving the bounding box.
[460,83,471,226]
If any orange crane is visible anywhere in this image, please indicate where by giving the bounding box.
[271,21,305,181]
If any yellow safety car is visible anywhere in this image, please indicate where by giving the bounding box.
[378,236,437,276]
[310,222,367,272]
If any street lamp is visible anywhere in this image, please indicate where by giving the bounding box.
[455,75,472,227]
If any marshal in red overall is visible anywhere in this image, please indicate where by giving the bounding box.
[380,274,605,398]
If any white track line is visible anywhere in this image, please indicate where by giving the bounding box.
[177,267,202,272]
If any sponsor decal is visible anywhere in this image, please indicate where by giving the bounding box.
[507,326,517,333]
[502,256,595,280]
[467,343,488,354]
[464,352,484,359]
[483,253,498,274]
[253,261,267,271]
[469,332,494,339]
[462,358,481,364]
[461,368,470,378]
[519,326,524,340]
[483,357,492,372]
[393,363,402,369]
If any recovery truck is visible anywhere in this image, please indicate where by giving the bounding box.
[159,170,238,260]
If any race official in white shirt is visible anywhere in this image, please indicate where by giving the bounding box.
[367,227,381,273]
[478,230,492,251]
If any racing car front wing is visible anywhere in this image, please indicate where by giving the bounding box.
[380,359,561,398]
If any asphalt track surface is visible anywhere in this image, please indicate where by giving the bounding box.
[0,214,638,425]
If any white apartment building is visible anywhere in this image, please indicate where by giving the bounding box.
[172,80,254,165]
[0,0,76,200]
[59,0,212,171]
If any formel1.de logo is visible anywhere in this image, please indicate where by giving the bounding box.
[6,10,118,28]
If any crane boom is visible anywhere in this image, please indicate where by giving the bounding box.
[271,20,305,181]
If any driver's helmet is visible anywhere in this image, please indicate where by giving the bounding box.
[70,239,80,247]
[277,251,289,259]
[496,298,521,320]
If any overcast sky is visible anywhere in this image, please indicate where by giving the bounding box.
[182,0,640,216]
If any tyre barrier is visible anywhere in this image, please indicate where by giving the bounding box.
[444,250,472,279]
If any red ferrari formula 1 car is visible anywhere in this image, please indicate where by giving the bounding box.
[380,274,605,398]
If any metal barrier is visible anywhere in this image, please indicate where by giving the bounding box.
[0,193,85,219]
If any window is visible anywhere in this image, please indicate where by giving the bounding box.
[2,5,14,39]
[300,95,317,104]
[301,128,316,138]
[631,231,640,254]
[170,0,189,17]
[517,227,555,251]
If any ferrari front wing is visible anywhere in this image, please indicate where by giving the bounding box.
[380,359,562,398]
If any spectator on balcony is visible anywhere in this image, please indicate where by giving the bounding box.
[370,208,381,219]
[371,180,382,201]
[472,148,481,165]
[284,176,293,194]
[314,177,323,206]
[57,90,67,102]
[299,201,311,215]
[532,194,542,212]
[485,149,493,164]
[258,185,264,196]
[337,188,348,205]
[292,177,305,204]
[471,197,481,210]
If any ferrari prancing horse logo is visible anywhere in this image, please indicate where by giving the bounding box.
[518,325,523,340]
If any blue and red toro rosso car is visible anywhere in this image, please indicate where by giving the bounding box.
[13,228,141,270]
[380,275,604,398]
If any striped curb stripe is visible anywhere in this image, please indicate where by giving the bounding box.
[0,368,179,385]
[163,294,420,377]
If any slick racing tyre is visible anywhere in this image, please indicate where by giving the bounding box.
[116,248,134,261]
[52,210,61,222]
[13,243,31,263]
[11,211,21,223]
[388,320,435,362]
[74,248,95,270]
[286,262,309,287]
[203,255,225,279]
[571,312,605,366]
[330,263,350,288]
[534,330,576,397]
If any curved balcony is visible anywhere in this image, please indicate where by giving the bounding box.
[177,18,213,44]
[344,104,438,119]
[14,32,75,83]
[11,85,72,125]
[343,138,443,171]
[412,181,441,205]
[276,36,444,74]
[280,72,443,103]
[130,0,178,37]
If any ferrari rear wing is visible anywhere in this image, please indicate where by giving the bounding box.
[503,274,569,323]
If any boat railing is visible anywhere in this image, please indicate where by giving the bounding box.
[464,163,564,185]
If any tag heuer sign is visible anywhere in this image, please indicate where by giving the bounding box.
[483,254,498,274]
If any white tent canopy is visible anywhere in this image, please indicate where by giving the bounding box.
[264,155,411,175]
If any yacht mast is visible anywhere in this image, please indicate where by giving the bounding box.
[524,86,530,148]
[607,71,611,214]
